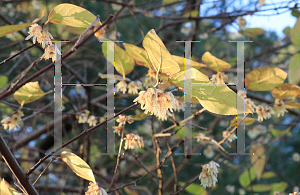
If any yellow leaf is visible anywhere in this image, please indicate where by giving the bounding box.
[172,55,207,71]
[250,144,265,180]
[245,67,287,91]
[244,28,266,36]
[61,151,96,183]
[229,117,256,127]
[124,187,140,195]
[65,26,86,34]
[288,53,300,85]
[102,42,135,78]
[170,68,252,115]
[284,101,300,109]
[184,10,199,17]
[123,43,151,68]
[13,81,51,105]
[0,178,20,195]
[179,96,200,104]
[272,83,300,99]
[239,167,256,188]
[143,29,180,75]
[202,52,231,72]
[179,182,207,195]
[47,3,103,29]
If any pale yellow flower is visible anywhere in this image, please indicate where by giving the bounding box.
[25,23,53,48]
[293,153,300,162]
[116,80,127,94]
[76,110,90,124]
[203,145,215,159]
[199,161,220,188]
[263,105,274,119]
[274,99,288,117]
[222,131,236,142]
[239,188,246,195]
[116,115,126,125]
[256,105,265,122]
[87,115,97,127]
[226,185,235,193]
[85,182,107,195]
[123,133,144,150]
[113,126,123,136]
[210,72,228,85]
[245,98,256,112]
[237,90,247,99]
[1,116,20,131]
[40,44,61,62]
[127,81,142,95]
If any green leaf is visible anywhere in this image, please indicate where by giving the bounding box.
[0,23,32,38]
[291,8,300,18]
[239,167,256,188]
[247,184,273,192]
[143,29,180,75]
[102,42,135,78]
[282,27,291,34]
[229,117,256,127]
[261,172,277,179]
[13,81,51,105]
[184,10,199,17]
[172,55,207,71]
[272,83,300,99]
[179,182,207,195]
[291,17,300,46]
[270,182,287,195]
[250,144,265,180]
[0,75,8,89]
[170,69,252,115]
[61,151,96,183]
[162,0,176,4]
[47,3,102,28]
[123,43,151,68]
[288,53,300,84]
[245,67,287,91]
[271,129,292,137]
[202,52,231,72]
[244,28,266,36]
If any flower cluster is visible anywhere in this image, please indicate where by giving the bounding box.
[293,153,300,162]
[210,72,228,85]
[226,185,235,193]
[134,88,183,121]
[199,161,220,188]
[1,110,24,131]
[113,115,134,135]
[116,80,142,95]
[256,105,274,122]
[247,125,267,139]
[222,130,237,142]
[25,23,62,62]
[85,182,107,195]
[123,133,144,150]
[289,193,300,195]
[75,110,103,127]
[238,188,246,195]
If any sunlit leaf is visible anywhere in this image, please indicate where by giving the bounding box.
[179,182,207,195]
[143,29,180,75]
[0,75,8,89]
[102,42,135,78]
[271,129,292,137]
[61,151,96,183]
[261,172,277,179]
[0,23,32,38]
[282,27,290,34]
[179,96,200,104]
[13,81,51,105]
[244,28,266,36]
[172,55,207,71]
[284,101,300,109]
[162,0,176,4]
[272,83,300,99]
[247,184,273,192]
[184,10,199,17]
[229,117,256,127]
[245,67,287,91]
[250,144,265,180]
[65,26,86,34]
[0,178,20,195]
[288,53,300,84]
[202,52,231,72]
[270,182,287,195]
[291,17,300,46]
[239,167,256,188]
[47,3,103,30]
[123,43,151,68]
